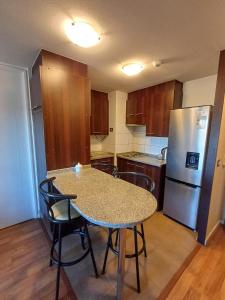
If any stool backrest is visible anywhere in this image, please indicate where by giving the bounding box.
[91,163,118,176]
[115,172,155,192]
[39,177,77,223]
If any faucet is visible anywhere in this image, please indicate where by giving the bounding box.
[161,147,168,160]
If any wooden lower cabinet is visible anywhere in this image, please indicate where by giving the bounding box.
[91,157,114,174]
[117,157,166,210]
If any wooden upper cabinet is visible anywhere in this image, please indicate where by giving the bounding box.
[146,80,183,137]
[126,90,145,125]
[91,90,109,135]
[31,50,90,171]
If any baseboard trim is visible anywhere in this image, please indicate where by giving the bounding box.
[157,243,201,300]
[205,220,222,245]
[38,218,78,300]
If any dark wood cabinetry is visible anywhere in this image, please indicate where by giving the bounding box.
[31,50,90,171]
[146,80,183,136]
[126,80,183,136]
[117,157,166,210]
[91,90,109,135]
[91,157,114,174]
[126,90,145,125]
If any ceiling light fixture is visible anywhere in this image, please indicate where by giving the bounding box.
[121,63,144,76]
[65,20,100,48]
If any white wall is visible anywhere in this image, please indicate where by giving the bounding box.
[114,91,133,153]
[182,75,217,107]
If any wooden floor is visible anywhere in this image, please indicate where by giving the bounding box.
[63,212,197,299]
[2,219,224,300]
[0,220,75,300]
[166,225,225,300]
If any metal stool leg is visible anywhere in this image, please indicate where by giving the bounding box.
[141,223,147,257]
[134,226,141,293]
[85,223,98,278]
[80,227,86,250]
[102,228,112,274]
[49,224,56,267]
[56,224,62,300]
[115,229,119,247]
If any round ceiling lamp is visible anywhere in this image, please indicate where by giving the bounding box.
[65,20,100,48]
[121,63,144,76]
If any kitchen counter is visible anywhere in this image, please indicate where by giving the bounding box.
[117,152,166,167]
[90,151,114,160]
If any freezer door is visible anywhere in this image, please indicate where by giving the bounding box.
[163,178,201,229]
[166,106,211,186]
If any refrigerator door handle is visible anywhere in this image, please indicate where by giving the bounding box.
[166,177,199,189]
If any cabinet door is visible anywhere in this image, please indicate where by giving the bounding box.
[136,90,145,125]
[145,87,157,135]
[91,90,109,135]
[124,160,136,184]
[135,162,147,189]
[126,92,136,124]
[41,66,90,170]
[146,81,181,137]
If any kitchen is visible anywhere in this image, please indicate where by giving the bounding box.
[0,1,225,300]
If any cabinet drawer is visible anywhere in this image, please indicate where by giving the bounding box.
[91,157,114,174]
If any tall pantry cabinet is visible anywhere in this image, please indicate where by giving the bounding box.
[31,50,90,226]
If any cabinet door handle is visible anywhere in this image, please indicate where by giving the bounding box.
[128,113,135,116]
[136,113,144,116]
[32,105,42,110]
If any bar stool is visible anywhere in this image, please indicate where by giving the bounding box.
[102,172,155,293]
[91,162,118,176]
[39,177,98,300]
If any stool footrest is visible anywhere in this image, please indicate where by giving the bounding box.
[109,228,145,258]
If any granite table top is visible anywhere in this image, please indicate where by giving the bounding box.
[48,167,157,228]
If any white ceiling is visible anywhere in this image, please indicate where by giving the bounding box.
[0,0,224,92]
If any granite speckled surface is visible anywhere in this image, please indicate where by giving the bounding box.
[117,152,166,167]
[48,167,157,228]
[90,151,114,160]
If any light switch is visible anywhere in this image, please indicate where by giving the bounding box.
[110,128,113,132]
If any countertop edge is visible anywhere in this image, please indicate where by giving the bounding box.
[116,154,166,167]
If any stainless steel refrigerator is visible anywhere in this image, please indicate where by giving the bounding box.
[163,106,211,229]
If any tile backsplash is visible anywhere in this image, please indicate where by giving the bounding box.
[132,127,168,155]
[90,136,103,151]
[91,126,168,155]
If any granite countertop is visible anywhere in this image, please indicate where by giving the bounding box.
[117,152,166,167]
[90,151,114,160]
[48,167,157,228]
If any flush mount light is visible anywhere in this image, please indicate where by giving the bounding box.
[121,63,144,76]
[65,20,100,48]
